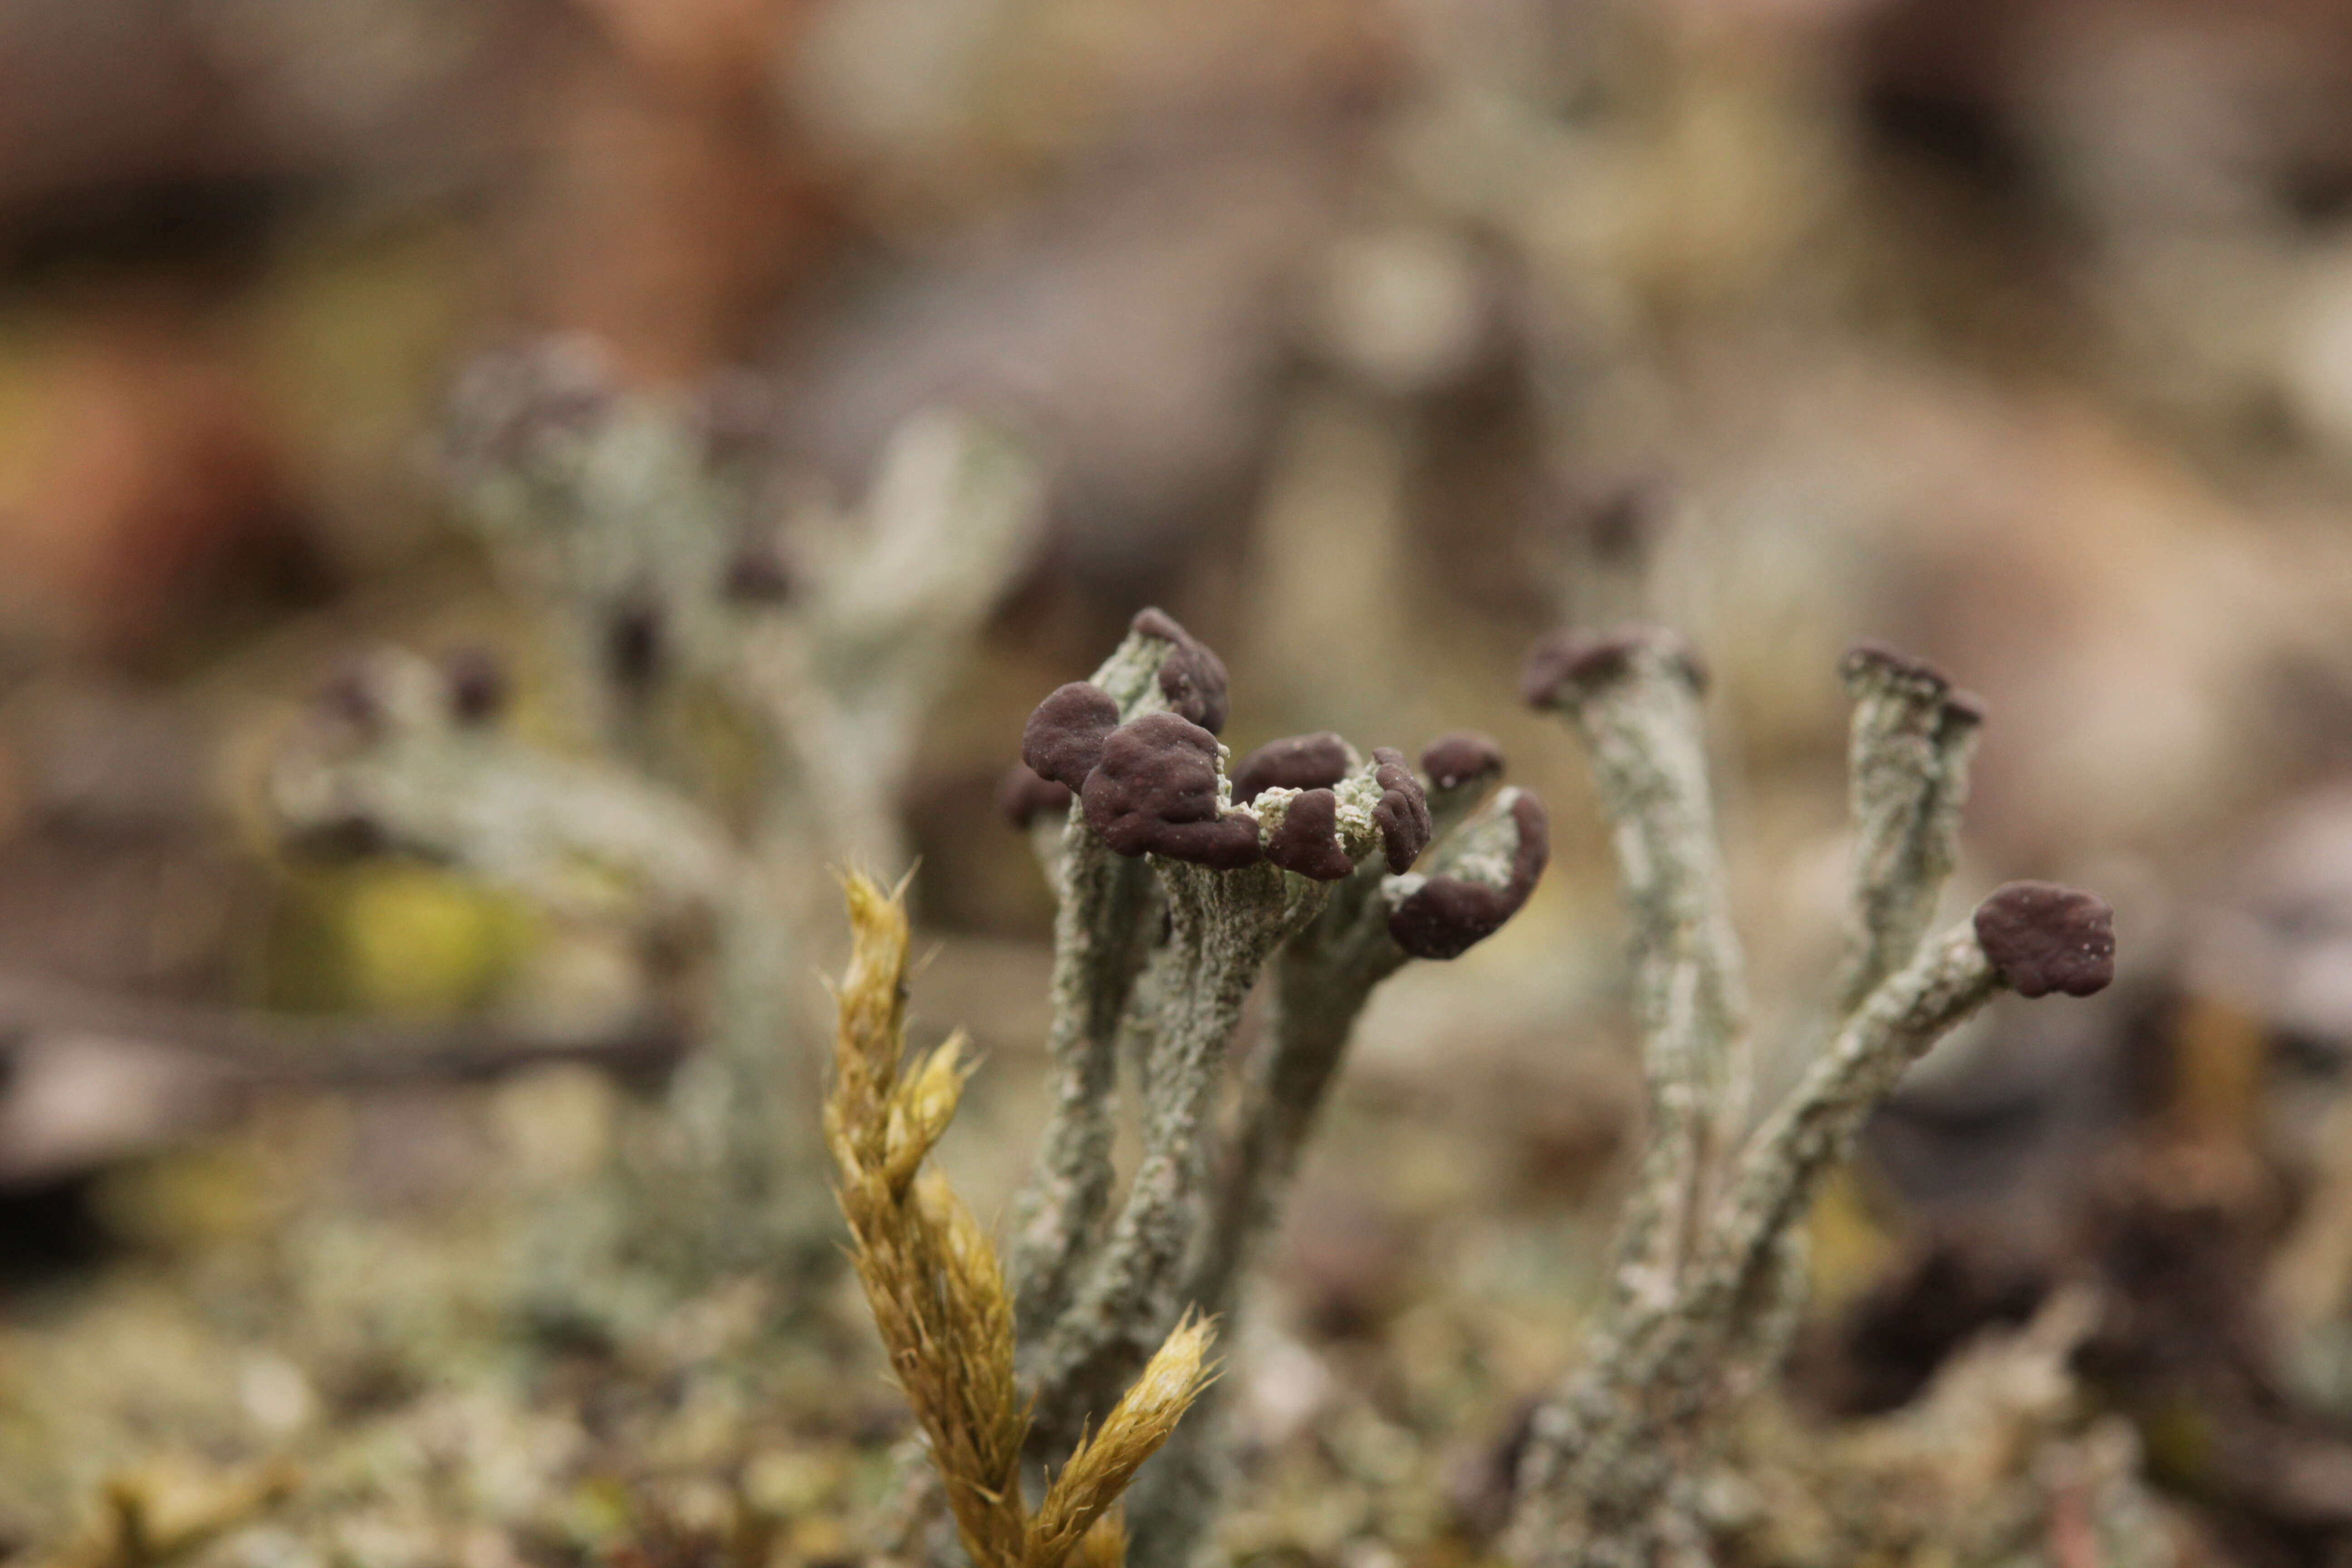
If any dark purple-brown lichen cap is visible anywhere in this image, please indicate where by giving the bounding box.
[443,648,506,725]
[1370,747,1433,873]
[1420,732,1504,792]
[1233,733,1353,805]
[318,663,382,735]
[607,598,663,689]
[1520,625,1707,710]
[1564,475,1664,563]
[1080,711,1262,868]
[999,763,1074,828]
[697,370,775,461]
[1022,682,1121,792]
[451,340,613,468]
[1265,788,1355,881]
[1842,640,1984,733]
[1388,794,1551,960]
[294,812,391,862]
[1132,608,1230,734]
[722,541,795,604]
[1841,639,1951,693]
[1973,881,2116,998]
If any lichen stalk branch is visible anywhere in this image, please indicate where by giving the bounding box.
[1007,827,1158,1334]
[1004,620,1204,1334]
[1833,644,1982,1013]
[1124,766,1539,1568]
[664,863,818,1238]
[729,621,911,873]
[1194,884,1404,1321]
[1186,774,1534,1325]
[1507,930,2003,1568]
[1109,880,1399,1568]
[1707,647,1983,1390]
[1024,859,1323,1459]
[730,412,1047,875]
[1524,632,1749,1316]
[1697,924,1997,1333]
[270,650,732,918]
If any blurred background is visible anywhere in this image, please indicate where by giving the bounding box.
[16,0,2352,1562]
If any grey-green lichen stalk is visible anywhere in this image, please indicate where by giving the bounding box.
[1502,629,2117,1568]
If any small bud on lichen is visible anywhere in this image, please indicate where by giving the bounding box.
[1840,639,1950,695]
[722,542,795,604]
[1842,639,1983,736]
[607,598,663,690]
[317,665,381,735]
[1024,683,1122,792]
[291,812,389,862]
[1081,711,1261,868]
[697,370,774,461]
[1265,788,1356,880]
[1388,793,1549,960]
[444,338,613,473]
[1561,475,1664,563]
[1973,881,2116,998]
[1132,608,1230,734]
[1371,747,1433,873]
[1419,732,1504,792]
[1233,733,1352,805]
[1000,762,1075,828]
[1520,626,1707,709]
[443,649,506,725]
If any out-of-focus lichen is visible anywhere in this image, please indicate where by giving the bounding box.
[269,340,1047,1286]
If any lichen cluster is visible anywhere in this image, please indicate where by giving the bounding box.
[813,612,2129,1568]
[270,341,1046,1283]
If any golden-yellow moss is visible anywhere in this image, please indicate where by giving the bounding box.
[826,872,1214,1568]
